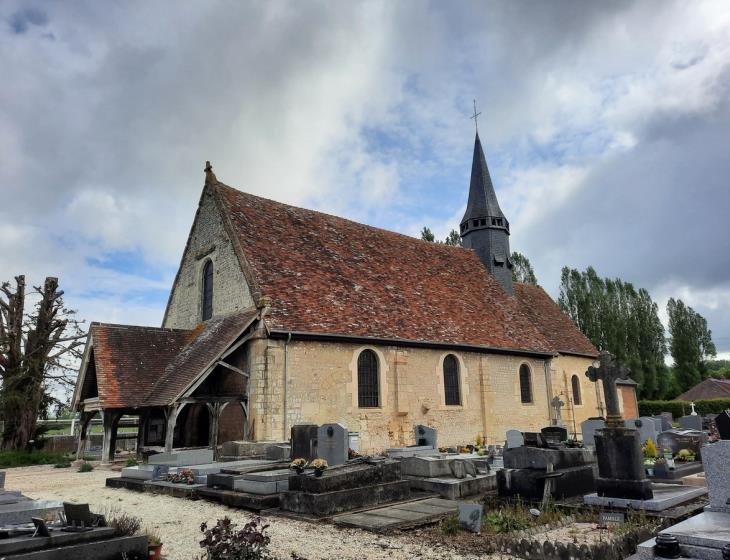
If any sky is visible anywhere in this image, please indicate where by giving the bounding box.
[1,1,729,359]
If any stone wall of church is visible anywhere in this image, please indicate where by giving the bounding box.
[246,338,561,453]
[551,354,605,434]
[163,188,254,329]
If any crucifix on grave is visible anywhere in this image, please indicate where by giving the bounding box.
[551,395,565,427]
[586,352,630,428]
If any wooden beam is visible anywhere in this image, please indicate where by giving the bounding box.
[217,361,249,377]
[178,396,247,404]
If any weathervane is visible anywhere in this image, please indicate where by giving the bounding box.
[471,99,481,133]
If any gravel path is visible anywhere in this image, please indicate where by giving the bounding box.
[6,464,496,560]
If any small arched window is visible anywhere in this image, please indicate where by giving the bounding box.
[519,364,533,404]
[443,355,461,406]
[202,260,214,321]
[572,375,582,405]
[357,350,379,408]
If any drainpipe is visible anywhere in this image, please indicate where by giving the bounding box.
[283,332,291,441]
[544,355,556,423]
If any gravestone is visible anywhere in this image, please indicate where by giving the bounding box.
[587,352,653,500]
[316,423,348,466]
[506,430,524,449]
[580,418,605,447]
[678,414,703,431]
[523,432,547,448]
[653,414,672,432]
[657,429,707,457]
[291,424,319,461]
[0,471,5,489]
[414,425,437,448]
[625,417,659,447]
[63,502,93,527]
[715,411,730,440]
[541,426,568,445]
[701,440,730,513]
[458,503,483,533]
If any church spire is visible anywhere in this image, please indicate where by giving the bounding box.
[460,131,513,294]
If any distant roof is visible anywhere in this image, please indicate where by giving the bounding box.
[81,308,258,409]
[675,378,730,401]
[513,283,598,358]
[215,183,580,356]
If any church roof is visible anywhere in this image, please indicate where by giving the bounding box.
[513,283,598,358]
[86,323,191,409]
[213,181,596,357]
[80,308,259,409]
[461,132,505,224]
[675,378,730,401]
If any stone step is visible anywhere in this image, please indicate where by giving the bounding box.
[280,480,411,517]
[106,477,146,492]
[197,487,280,511]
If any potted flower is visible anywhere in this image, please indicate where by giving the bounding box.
[145,528,163,560]
[310,458,328,477]
[290,458,308,475]
[643,457,656,477]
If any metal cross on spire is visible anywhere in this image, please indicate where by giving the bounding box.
[471,99,482,133]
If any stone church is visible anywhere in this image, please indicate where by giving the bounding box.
[72,132,637,462]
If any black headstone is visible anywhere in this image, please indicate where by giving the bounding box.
[63,502,93,527]
[523,432,547,448]
[715,411,730,440]
[291,424,319,461]
[541,426,568,445]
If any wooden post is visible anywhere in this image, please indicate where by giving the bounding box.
[75,411,95,460]
[207,402,224,461]
[101,410,121,464]
[136,410,150,459]
[164,404,182,453]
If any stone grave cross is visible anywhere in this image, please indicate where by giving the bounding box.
[690,402,697,416]
[551,396,565,427]
[586,352,630,428]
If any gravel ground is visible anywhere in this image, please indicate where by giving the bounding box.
[6,464,501,560]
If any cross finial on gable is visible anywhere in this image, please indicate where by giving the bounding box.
[204,160,218,185]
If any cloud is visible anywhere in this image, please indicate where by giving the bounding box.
[1,0,729,355]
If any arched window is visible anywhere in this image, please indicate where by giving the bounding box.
[443,355,461,406]
[202,260,214,321]
[572,375,582,405]
[519,364,533,404]
[357,350,379,408]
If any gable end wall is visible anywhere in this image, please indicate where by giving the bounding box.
[163,189,254,329]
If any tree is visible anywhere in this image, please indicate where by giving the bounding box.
[511,252,537,285]
[667,298,716,393]
[558,266,668,399]
[420,227,435,242]
[445,230,462,246]
[0,276,85,450]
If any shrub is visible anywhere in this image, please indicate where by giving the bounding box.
[199,516,273,560]
[54,460,71,468]
[108,511,142,537]
[643,438,658,459]
[125,458,139,467]
[78,461,94,473]
[485,511,529,534]
[638,398,730,418]
[0,450,71,468]
[441,515,459,535]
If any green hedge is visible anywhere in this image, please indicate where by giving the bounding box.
[638,399,730,418]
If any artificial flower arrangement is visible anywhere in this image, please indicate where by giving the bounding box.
[166,468,195,485]
[310,458,328,477]
[290,458,308,474]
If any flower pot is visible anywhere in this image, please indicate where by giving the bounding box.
[314,469,324,477]
[294,467,304,475]
[148,544,162,560]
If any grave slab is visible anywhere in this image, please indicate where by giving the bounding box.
[0,534,147,560]
[232,478,289,495]
[584,483,707,511]
[280,480,411,517]
[0,501,63,525]
[288,461,400,493]
[405,473,496,500]
[386,446,439,458]
[196,487,280,511]
[147,448,214,466]
[333,498,457,532]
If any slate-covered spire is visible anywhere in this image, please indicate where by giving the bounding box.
[462,132,505,224]
[460,132,513,294]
